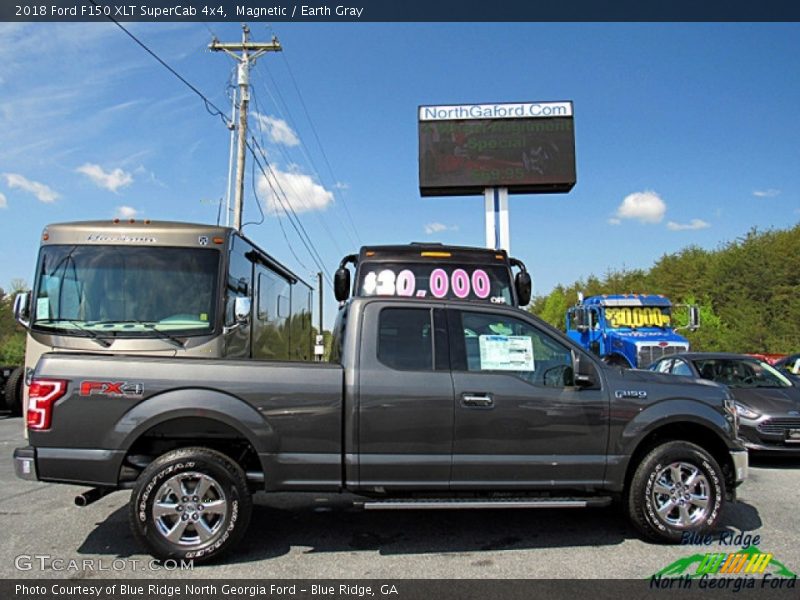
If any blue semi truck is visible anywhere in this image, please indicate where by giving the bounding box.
[566,293,699,368]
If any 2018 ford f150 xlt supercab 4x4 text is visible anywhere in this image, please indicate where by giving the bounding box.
[14,297,748,562]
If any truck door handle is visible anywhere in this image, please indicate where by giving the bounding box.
[462,393,494,408]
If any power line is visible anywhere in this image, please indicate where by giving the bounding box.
[248,137,334,289]
[255,60,361,249]
[250,86,345,256]
[247,153,310,273]
[89,2,231,129]
[278,50,362,245]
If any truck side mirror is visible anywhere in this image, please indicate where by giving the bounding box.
[234,297,251,324]
[514,271,531,306]
[334,267,351,303]
[573,307,590,333]
[573,353,599,389]
[688,305,700,330]
[13,291,30,328]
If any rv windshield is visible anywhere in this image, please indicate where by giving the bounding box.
[32,245,219,336]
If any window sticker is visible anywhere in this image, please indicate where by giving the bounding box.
[37,298,50,320]
[478,334,534,371]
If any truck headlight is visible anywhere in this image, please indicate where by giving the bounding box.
[735,402,760,420]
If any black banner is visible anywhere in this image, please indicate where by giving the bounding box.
[3,0,800,22]
[3,579,800,600]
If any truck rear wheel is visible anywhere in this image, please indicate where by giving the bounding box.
[3,367,23,415]
[627,441,724,543]
[129,447,252,563]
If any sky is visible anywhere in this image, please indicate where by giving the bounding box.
[0,22,798,327]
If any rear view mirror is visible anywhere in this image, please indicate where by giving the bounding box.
[334,267,351,303]
[234,297,251,324]
[13,292,30,328]
[515,271,532,306]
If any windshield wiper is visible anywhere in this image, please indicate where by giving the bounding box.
[85,320,186,349]
[34,319,112,348]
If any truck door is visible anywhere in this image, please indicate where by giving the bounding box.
[357,303,454,490]
[448,307,608,490]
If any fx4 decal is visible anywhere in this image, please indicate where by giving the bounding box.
[80,381,144,398]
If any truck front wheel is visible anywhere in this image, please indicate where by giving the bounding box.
[128,447,252,563]
[627,441,724,543]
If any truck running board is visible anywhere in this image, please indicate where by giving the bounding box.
[359,497,612,510]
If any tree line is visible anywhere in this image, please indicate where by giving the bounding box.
[530,224,800,354]
[1,223,798,365]
[0,279,26,365]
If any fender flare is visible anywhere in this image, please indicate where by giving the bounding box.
[107,388,275,455]
[617,398,734,457]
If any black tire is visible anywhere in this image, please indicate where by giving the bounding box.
[129,447,252,563]
[4,367,23,415]
[627,440,724,543]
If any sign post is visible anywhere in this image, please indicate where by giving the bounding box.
[484,187,510,252]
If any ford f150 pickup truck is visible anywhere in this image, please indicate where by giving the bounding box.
[14,297,748,562]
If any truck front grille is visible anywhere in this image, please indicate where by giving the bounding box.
[637,344,688,368]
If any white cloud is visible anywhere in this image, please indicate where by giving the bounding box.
[2,173,59,203]
[424,222,459,235]
[257,165,333,214]
[252,113,300,147]
[753,189,781,198]
[334,181,349,190]
[76,163,133,193]
[0,192,6,209]
[613,190,666,224]
[115,206,138,219]
[607,218,621,226]
[666,219,711,231]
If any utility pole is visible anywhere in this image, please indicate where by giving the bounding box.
[315,272,324,361]
[210,25,282,232]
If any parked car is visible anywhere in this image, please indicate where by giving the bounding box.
[773,353,800,379]
[746,353,786,366]
[649,352,800,454]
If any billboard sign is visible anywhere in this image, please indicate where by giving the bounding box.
[418,101,576,196]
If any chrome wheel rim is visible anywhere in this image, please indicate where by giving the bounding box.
[651,461,711,528]
[152,472,228,547]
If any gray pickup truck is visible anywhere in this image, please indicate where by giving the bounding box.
[14,297,748,562]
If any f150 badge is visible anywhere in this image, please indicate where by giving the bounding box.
[80,381,144,397]
[615,390,648,399]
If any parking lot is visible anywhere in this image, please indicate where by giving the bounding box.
[1,414,799,580]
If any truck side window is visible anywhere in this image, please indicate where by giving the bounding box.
[378,308,433,371]
[457,311,573,387]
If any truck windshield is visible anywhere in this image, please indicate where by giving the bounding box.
[603,305,672,329]
[356,263,514,305]
[32,245,219,336]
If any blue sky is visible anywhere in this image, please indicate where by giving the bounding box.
[0,22,798,326]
